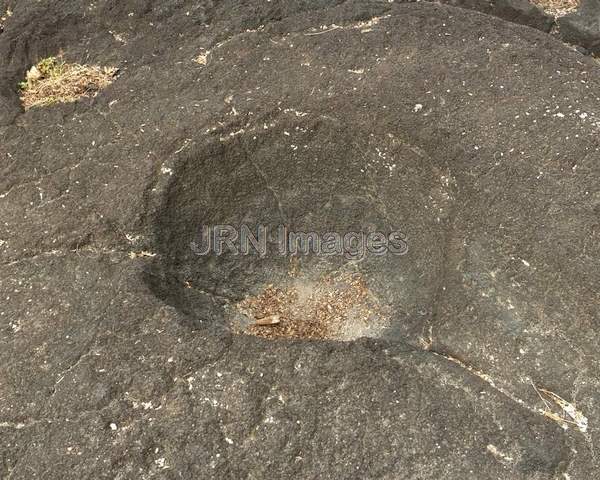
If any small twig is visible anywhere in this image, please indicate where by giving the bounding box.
[304,26,340,36]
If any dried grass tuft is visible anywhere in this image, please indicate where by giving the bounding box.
[531,0,579,16]
[19,56,117,110]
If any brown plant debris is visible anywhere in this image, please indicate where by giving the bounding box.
[20,56,118,110]
[193,51,209,65]
[236,272,388,340]
[531,382,589,433]
[531,0,578,16]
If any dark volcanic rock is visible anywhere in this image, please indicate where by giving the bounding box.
[0,1,599,479]
[558,0,600,54]
[151,120,444,342]
[437,0,554,32]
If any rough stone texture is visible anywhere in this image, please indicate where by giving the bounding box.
[558,0,600,54]
[438,0,555,31]
[1,1,599,479]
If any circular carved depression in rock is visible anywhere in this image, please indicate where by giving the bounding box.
[150,118,454,341]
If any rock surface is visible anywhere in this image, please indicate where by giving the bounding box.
[1,1,599,479]
[438,0,554,31]
[558,0,600,54]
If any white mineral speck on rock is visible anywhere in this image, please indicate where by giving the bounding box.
[413,104,423,112]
